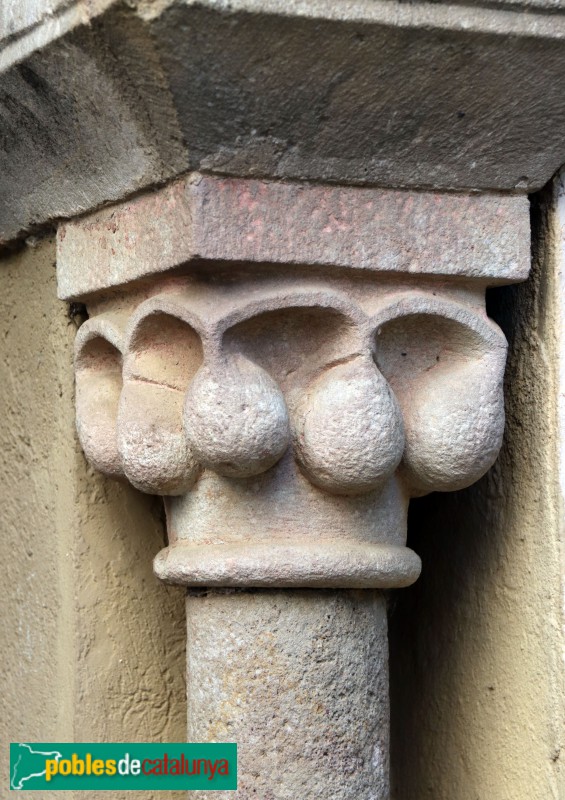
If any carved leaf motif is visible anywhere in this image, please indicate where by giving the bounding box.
[400,359,505,493]
[75,324,124,480]
[375,307,507,494]
[117,381,200,496]
[295,355,404,496]
[184,355,290,478]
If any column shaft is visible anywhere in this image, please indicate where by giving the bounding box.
[186,589,389,800]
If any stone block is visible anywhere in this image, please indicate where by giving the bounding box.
[1,0,565,245]
[57,173,530,299]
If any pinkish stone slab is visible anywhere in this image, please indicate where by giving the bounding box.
[57,173,530,300]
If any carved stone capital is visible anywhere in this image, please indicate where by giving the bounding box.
[58,173,528,591]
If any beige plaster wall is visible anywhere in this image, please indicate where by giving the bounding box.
[0,236,186,799]
[390,186,565,799]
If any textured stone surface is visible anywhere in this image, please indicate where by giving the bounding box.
[3,0,565,244]
[63,177,527,799]
[0,0,71,40]
[0,238,67,800]
[56,175,530,299]
[71,268,510,590]
[154,0,565,192]
[66,175,518,593]
[294,356,405,495]
[0,2,187,247]
[388,174,565,800]
[184,355,291,479]
[0,237,186,800]
[155,541,421,590]
[186,589,390,800]
[2,200,561,800]
[0,0,116,44]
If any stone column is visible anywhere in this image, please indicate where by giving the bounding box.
[57,173,529,799]
[187,590,389,800]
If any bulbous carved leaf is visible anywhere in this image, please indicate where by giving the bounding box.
[75,325,124,480]
[118,381,200,495]
[375,304,507,495]
[401,359,505,493]
[294,356,405,496]
[184,356,290,478]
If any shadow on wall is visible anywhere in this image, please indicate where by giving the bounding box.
[389,187,564,800]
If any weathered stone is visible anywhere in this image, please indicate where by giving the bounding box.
[62,175,528,798]
[71,272,508,590]
[389,171,565,799]
[186,589,390,800]
[0,3,187,246]
[63,175,525,591]
[2,0,565,245]
[56,174,529,298]
[0,0,112,45]
[152,0,565,193]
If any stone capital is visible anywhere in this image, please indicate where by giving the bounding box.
[58,173,528,591]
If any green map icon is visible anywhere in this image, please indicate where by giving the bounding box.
[11,743,63,790]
